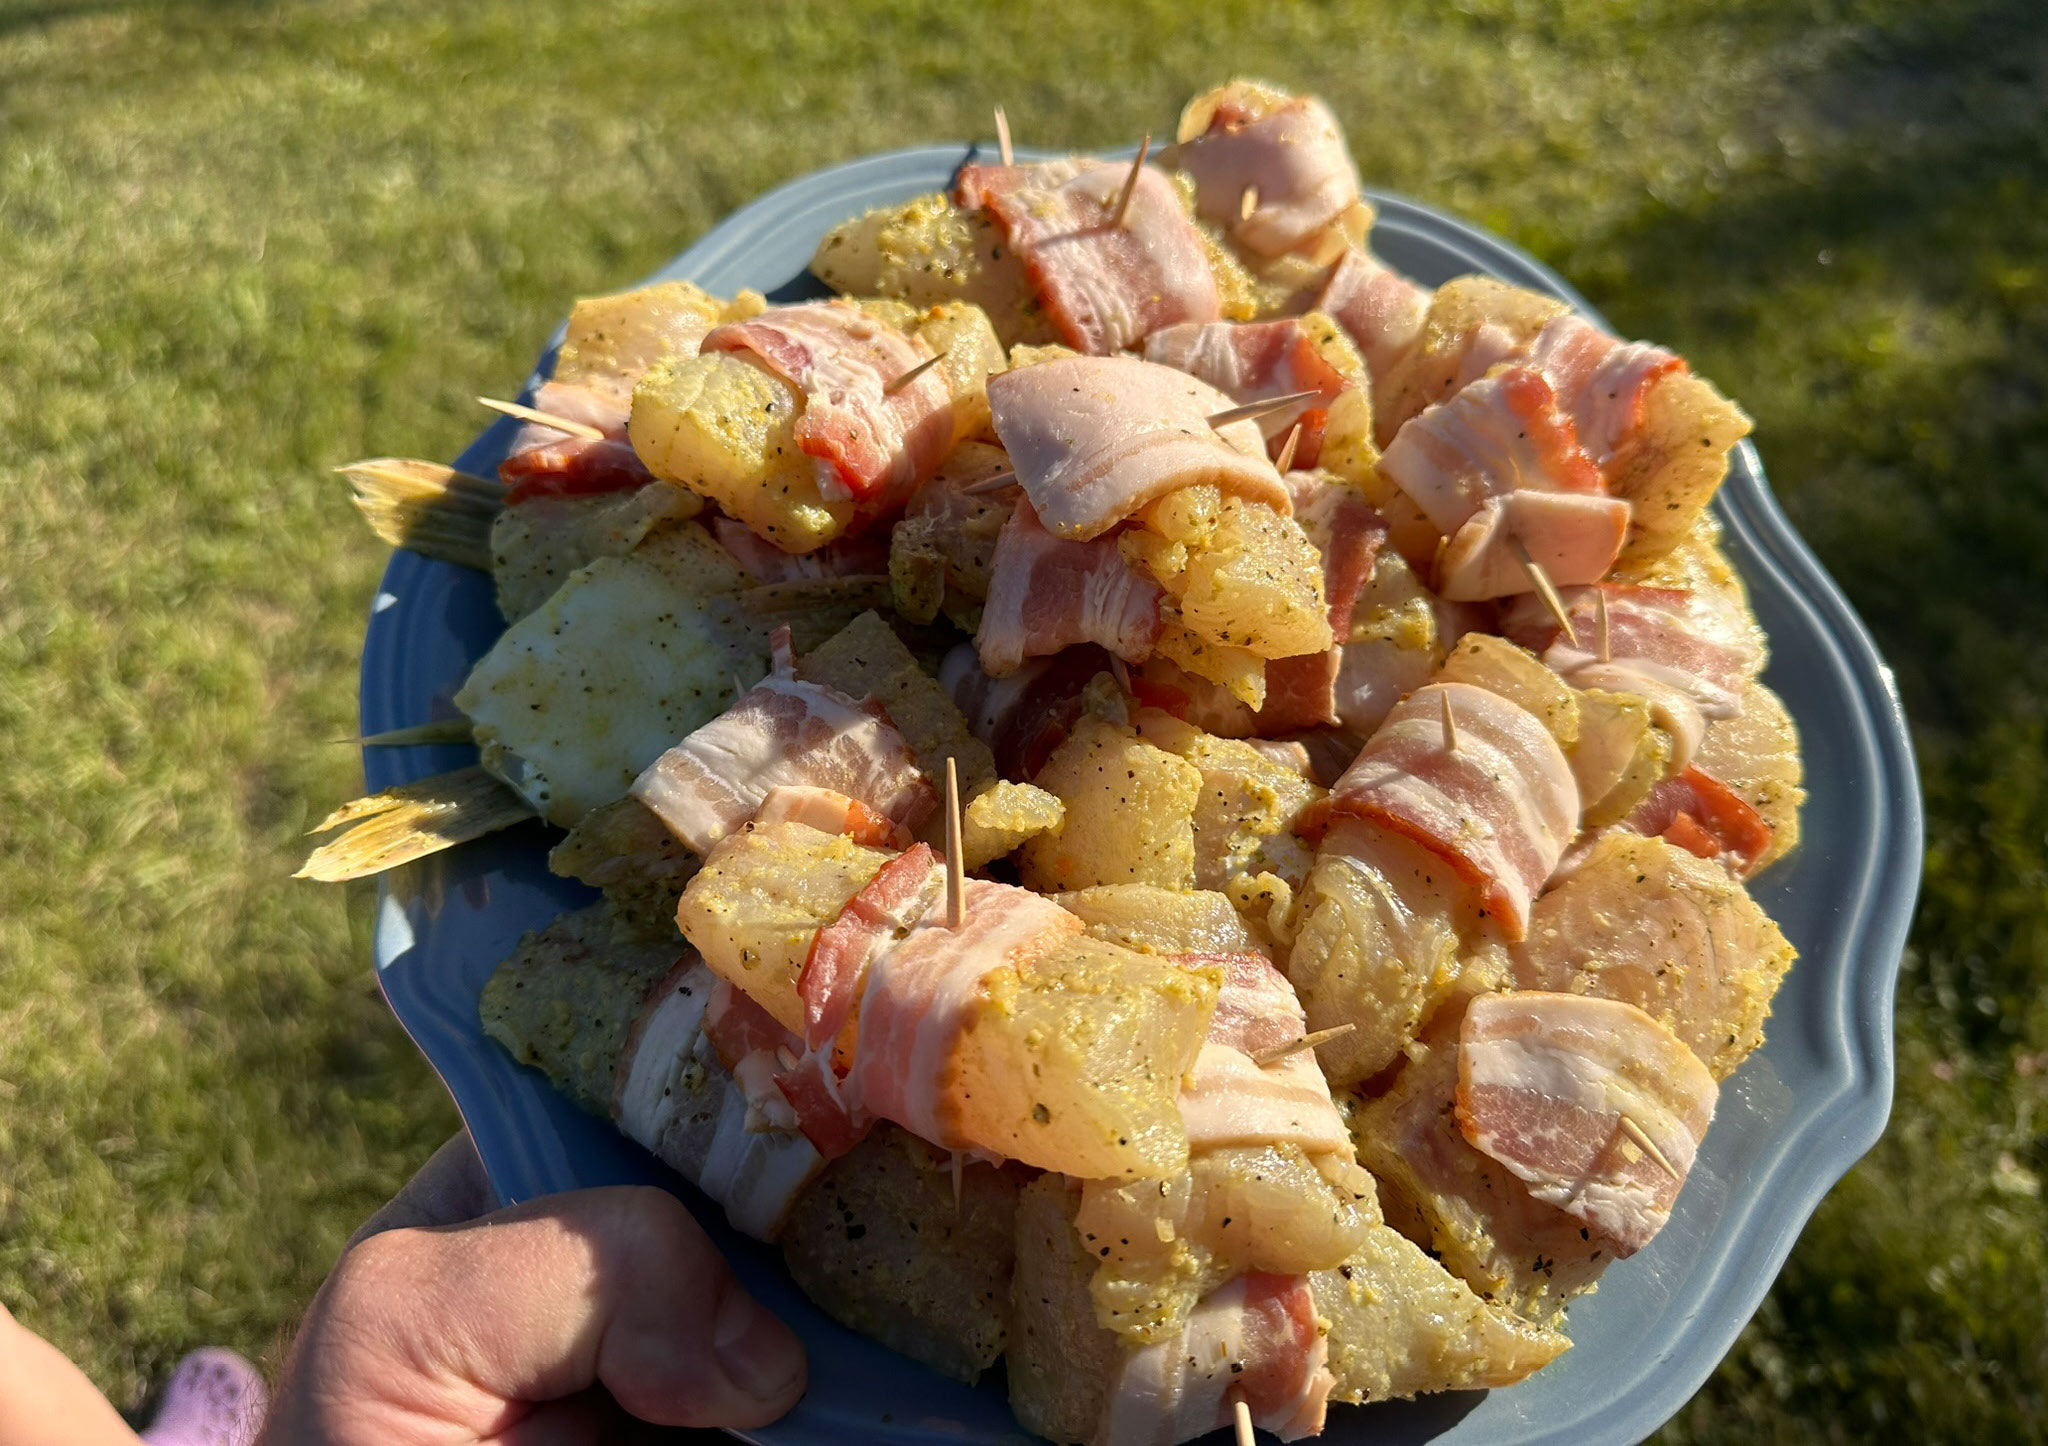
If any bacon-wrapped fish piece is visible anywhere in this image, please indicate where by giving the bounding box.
[1173,82,1366,263]
[1457,992,1718,1256]
[1378,366,1630,600]
[1523,313,1687,470]
[793,844,1221,1179]
[986,355,1288,541]
[1314,681,1579,940]
[1078,952,1373,1344]
[630,628,936,855]
[1011,1169,1564,1446]
[887,441,1014,626]
[1353,1011,1615,1321]
[956,159,1222,355]
[701,300,954,521]
[610,956,827,1240]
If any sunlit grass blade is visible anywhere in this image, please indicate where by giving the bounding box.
[296,765,534,881]
[339,458,503,571]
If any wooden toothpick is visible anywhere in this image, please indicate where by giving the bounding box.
[1595,588,1612,663]
[1617,1114,1682,1181]
[1440,688,1459,753]
[994,105,1014,166]
[1508,534,1580,648]
[944,756,965,929]
[1109,135,1152,228]
[1206,389,1323,429]
[951,1149,966,1211]
[884,350,947,394]
[1251,1022,1355,1067]
[960,469,1018,496]
[1233,1395,1256,1446]
[476,396,606,440]
[1273,420,1303,475]
[1239,185,1260,223]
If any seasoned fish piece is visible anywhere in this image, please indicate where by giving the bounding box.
[674,819,892,1036]
[1020,716,1204,893]
[479,902,685,1114]
[1511,829,1796,1079]
[547,797,699,943]
[781,1125,1024,1384]
[1135,710,1323,895]
[1284,817,1504,1088]
[1311,1222,1569,1403]
[630,350,855,554]
[810,191,1054,348]
[489,482,700,623]
[1054,884,1266,956]
[1080,1146,1377,1344]
[453,525,758,826]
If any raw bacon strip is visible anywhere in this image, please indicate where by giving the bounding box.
[711,515,891,583]
[1525,313,1687,469]
[798,845,948,1052]
[1456,992,1718,1257]
[841,878,1081,1149]
[1174,953,1350,1156]
[1623,765,1774,876]
[986,355,1290,541]
[631,627,937,854]
[1380,366,1604,529]
[1501,584,1759,712]
[1142,318,1356,468]
[1435,491,1632,601]
[1324,682,1579,940]
[611,957,824,1239]
[1176,94,1362,260]
[941,641,1112,780]
[957,159,1221,355]
[704,980,807,1134]
[1257,476,1387,732]
[1097,1273,1333,1445]
[703,301,953,515]
[499,380,656,503]
[977,498,1165,676]
[1314,248,1432,388]
[1379,366,1627,599]
[753,785,907,849]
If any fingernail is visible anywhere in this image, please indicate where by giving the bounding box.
[713,1288,806,1405]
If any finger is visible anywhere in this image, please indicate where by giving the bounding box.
[348,1130,498,1248]
[333,1186,805,1432]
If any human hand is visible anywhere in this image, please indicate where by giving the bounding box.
[261,1132,805,1444]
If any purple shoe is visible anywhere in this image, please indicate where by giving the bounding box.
[139,1348,268,1446]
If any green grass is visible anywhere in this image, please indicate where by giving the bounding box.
[1,0,2042,1435]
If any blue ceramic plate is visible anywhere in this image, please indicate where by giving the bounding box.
[359,145,1921,1445]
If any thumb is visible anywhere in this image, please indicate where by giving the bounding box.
[276,1185,805,1441]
